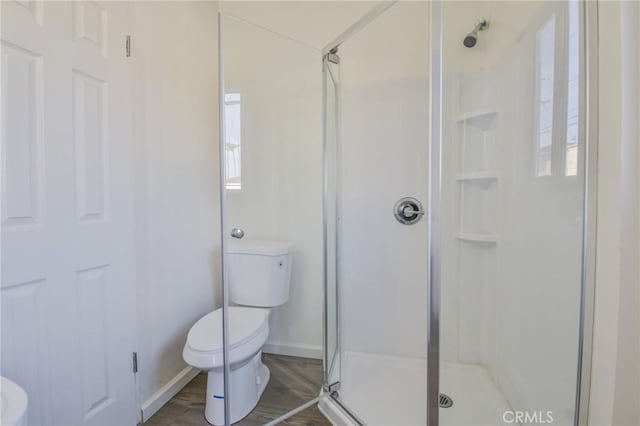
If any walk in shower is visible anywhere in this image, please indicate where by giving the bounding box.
[319,1,595,425]
[217,1,596,425]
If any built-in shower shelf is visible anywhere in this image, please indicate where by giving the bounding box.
[456,232,498,243]
[455,172,499,182]
[455,109,497,130]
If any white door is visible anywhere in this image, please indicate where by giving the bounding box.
[1,1,137,425]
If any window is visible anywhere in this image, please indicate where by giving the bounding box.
[224,93,241,190]
[534,15,556,177]
[564,1,580,176]
[533,3,581,178]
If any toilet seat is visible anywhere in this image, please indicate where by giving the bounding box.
[183,307,269,369]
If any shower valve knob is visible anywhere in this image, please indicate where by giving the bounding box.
[394,197,425,225]
[403,205,424,217]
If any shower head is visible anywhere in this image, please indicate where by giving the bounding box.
[463,19,489,48]
[463,32,478,48]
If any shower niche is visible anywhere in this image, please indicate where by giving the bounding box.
[455,105,499,243]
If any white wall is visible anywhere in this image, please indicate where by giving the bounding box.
[132,1,221,414]
[220,13,324,358]
[338,1,430,357]
[590,2,640,425]
[613,3,640,423]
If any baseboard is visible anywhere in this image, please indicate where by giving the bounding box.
[141,366,200,422]
[262,342,323,360]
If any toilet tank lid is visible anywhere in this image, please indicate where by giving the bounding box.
[227,239,294,256]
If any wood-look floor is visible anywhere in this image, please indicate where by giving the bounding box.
[145,354,331,426]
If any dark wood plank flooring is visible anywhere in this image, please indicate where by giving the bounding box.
[145,354,331,426]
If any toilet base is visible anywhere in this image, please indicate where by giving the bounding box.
[204,351,270,425]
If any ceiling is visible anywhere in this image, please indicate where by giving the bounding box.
[219,0,380,50]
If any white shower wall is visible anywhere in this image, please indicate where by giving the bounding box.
[338,1,429,358]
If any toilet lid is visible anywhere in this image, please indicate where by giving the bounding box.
[186,307,269,353]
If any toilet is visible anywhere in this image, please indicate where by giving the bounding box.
[183,240,294,425]
[1,377,28,426]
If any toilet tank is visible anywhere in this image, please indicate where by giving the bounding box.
[227,240,294,307]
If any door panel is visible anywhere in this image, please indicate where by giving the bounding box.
[1,2,136,425]
[323,53,340,389]
[437,3,588,425]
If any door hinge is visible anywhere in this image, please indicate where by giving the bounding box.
[324,381,340,394]
[126,35,131,57]
[132,352,138,373]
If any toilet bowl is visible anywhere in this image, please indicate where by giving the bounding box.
[183,239,294,425]
[1,377,28,426]
[183,307,270,425]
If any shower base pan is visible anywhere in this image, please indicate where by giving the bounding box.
[319,351,513,426]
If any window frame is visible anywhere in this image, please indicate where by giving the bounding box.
[224,93,242,191]
[531,2,583,180]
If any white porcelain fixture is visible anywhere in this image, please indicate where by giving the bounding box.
[1,377,28,426]
[183,240,294,425]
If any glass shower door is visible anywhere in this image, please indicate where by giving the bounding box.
[436,2,594,425]
[218,11,324,425]
[321,2,430,424]
[323,50,340,391]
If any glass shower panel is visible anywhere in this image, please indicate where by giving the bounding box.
[219,12,323,424]
[324,53,340,390]
[327,2,430,424]
[438,2,587,425]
